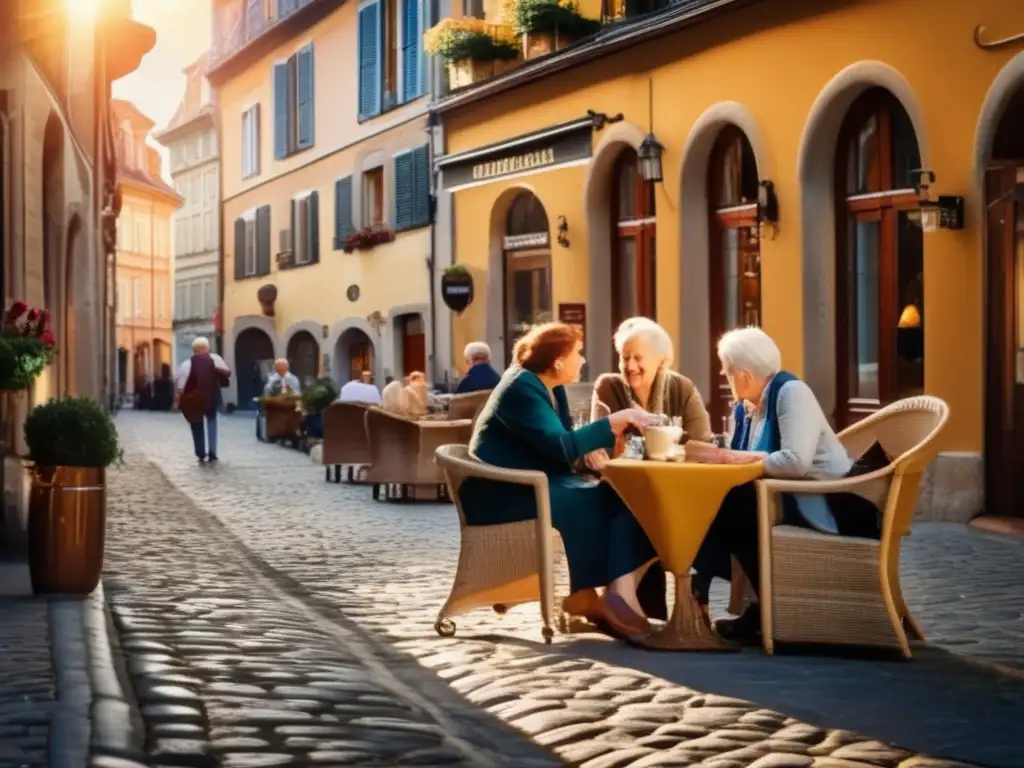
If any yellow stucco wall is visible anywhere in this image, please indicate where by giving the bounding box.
[445,0,1024,452]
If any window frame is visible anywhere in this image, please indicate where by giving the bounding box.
[362,166,385,228]
[834,88,923,427]
[357,0,424,121]
[241,104,260,179]
[272,43,314,160]
[610,149,657,331]
[242,208,258,277]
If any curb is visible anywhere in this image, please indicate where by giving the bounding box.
[48,582,146,768]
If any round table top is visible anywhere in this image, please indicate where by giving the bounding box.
[602,458,765,573]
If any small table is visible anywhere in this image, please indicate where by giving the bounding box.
[602,458,764,651]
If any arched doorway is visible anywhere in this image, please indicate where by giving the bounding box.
[707,126,761,424]
[612,149,656,339]
[334,328,375,384]
[985,83,1024,516]
[235,328,275,410]
[117,346,128,399]
[286,330,319,387]
[503,192,552,363]
[834,87,923,427]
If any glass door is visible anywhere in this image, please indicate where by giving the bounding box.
[504,250,552,364]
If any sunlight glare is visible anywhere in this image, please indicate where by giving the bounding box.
[64,0,101,21]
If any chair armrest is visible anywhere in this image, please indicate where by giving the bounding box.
[757,466,894,496]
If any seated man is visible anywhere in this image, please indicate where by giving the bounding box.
[456,341,501,394]
[263,358,301,396]
[338,370,382,405]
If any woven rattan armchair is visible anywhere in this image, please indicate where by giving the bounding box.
[262,395,303,445]
[322,402,374,483]
[754,395,949,658]
[446,389,491,422]
[364,409,473,500]
[434,444,562,644]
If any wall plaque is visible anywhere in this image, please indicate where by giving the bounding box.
[346,284,360,302]
[559,303,586,341]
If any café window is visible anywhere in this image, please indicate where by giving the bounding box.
[612,149,656,331]
[503,192,552,364]
[708,126,761,425]
[835,87,924,426]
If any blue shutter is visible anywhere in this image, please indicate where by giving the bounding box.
[333,176,354,249]
[307,191,320,264]
[296,45,315,150]
[273,62,290,159]
[394,152,414,230]
[278,0,298,16]
[357,1,381,119]
[401,0,420,102]
[411,144,430,227]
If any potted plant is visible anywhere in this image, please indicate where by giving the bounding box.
[301,377,339,439]
[514,0,599,58]
[424,17,520,89]
[0,301,56,392]
[441,264,475,314]
[23,396,120,595]
[343,226,397,254]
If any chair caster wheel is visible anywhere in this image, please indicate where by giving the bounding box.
[542,626,554,645]
[435,618,456,637]
[493,604,509,615]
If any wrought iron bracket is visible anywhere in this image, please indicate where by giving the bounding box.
[974,25,1024,50]
[587,109,625,131]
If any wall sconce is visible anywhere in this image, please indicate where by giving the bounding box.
[587,109,624,131]
[556,216,570,248]
[637,134,664,183]
[910,168,964,232]
[757,180,779,238]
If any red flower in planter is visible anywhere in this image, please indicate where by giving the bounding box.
[40,330,56,348]
[37,310,50,334]
[6,301,27,323]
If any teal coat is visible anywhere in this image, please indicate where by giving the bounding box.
[462,367,655,591]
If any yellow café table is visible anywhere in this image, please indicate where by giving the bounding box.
[602,457,764,651]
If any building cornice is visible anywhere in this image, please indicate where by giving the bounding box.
[432,0,760,115]
[153,109,216,146]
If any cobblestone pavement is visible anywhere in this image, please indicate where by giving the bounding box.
[101,457,559,766]
[0,596,53,768]
[115,413,1024,768]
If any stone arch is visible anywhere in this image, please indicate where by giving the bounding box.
[797,61,929,419]
[583,121,647,374]
[281,319,324,359]
[677,102,771,400]
[974,51,1024,228]
[285,330,320,387]
[485,184,551,369]
[326,317,381,384]
[225,314,278,406]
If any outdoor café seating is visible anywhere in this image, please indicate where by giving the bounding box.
[261,394,303,444]
[446,390,491,422]
[322,401,374,484]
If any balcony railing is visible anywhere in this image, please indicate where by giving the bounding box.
[210,0,320,67]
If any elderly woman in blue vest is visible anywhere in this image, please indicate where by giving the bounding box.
[686,326,881,644]
[463,322,661,640]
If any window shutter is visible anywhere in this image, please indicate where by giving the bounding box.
[412,144,431,227]
[234,217,246,280]
[307,191,320,264]
[273,63,290,159]
[357,1,381,119]
[296,46,315,149]
[251,104,261,176]
[278,0,298,15]
[256,205,272,276]
[394,152,414,231]
[401,0,420,102]
[333,176,353,249]
[289,198,297,266]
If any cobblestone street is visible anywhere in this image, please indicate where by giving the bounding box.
[109,412,1024,768]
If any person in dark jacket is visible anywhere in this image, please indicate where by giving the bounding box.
[455,341,501,394]
[176,337,231,463]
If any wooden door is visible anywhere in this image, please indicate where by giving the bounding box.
[985,165,1024,516]
[403,332,425,375]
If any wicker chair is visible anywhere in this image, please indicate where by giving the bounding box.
[322,402,374,483]
[364,409,473,500]
[434,444,562,644]
[447,389,491,422]
[754,395,949,658]
[263,395,303,444]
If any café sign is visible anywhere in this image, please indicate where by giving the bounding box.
[438,117,593,191]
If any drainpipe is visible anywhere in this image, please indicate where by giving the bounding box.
[426,108,439,387]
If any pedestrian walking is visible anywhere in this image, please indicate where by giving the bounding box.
[176,337,231,464]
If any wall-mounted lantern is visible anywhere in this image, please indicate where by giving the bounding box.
[556,215,570,248]
[757,180,779,238]
[910,169,964,232]
[638,77,664,183]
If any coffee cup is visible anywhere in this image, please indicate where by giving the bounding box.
[645,425,683,460]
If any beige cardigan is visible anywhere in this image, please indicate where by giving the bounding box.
[590,369,713,443]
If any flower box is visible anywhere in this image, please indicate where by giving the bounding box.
[343,227,396,254]
[448,59,494,89]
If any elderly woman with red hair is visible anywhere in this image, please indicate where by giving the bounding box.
[461,322,660,639]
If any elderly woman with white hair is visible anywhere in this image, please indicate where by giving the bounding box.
[580,317,712,621]
[686,326,882,644]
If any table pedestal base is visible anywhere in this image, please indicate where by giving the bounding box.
[636,573,739,652]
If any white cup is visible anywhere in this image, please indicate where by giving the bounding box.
[645,425,683,460]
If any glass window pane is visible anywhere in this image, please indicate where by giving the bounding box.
[721,227,740,330]
[616,155,638,221]
[616,237,638,320]
[504,254,552,358]
[890,104,922,191]
[507,194,548,235]
[848,217,880,400]
[896,211,924,398]
[846,113,879,195]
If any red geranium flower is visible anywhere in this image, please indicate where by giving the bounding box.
[40,329,55,348]
[6,300,27,323]
[36,310,50,336]
[26,308,38,322]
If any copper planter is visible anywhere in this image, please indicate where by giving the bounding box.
[28,466,106,595]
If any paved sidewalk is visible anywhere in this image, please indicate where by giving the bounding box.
[0,589,52,768]
[115,412,1024,768]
